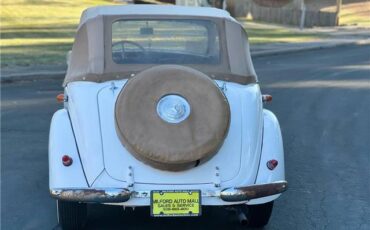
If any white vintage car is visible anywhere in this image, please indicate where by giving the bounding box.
[49,5,287,229]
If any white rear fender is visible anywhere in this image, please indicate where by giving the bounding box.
[248,109,285,205]
[49,109,88,190]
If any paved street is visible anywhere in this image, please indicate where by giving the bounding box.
[2,44,370,229]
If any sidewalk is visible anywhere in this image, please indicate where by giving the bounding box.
[249,22,370,56]
[1,22,369,82]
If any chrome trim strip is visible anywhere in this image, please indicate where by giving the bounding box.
[50,188,131,203]
[220,180,288,202]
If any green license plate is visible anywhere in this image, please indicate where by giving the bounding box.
[150,190,201,217]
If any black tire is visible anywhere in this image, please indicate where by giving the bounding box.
[57,200,87,230]
[240,201,274,228]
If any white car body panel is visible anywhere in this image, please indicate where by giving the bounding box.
[64,80,263,186]
[248,109,286,205]
[49,109,88,189]
[66,83,105,185]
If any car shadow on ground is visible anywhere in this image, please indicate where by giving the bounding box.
[52,204,263,230]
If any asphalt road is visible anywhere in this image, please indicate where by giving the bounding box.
[2,44,370,230]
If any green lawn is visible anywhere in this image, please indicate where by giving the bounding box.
[0,1,324,68]
[0,0,118,68]
[240,20,323,44]
[322,2,370,27]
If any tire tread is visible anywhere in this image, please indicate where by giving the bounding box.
[246,201,274,227]
[57,200,87,230]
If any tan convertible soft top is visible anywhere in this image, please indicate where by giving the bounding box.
[64,5,257,85]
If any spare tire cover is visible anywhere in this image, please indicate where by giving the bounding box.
[115,65,230,171]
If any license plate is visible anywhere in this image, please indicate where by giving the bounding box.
[150,190,201,217]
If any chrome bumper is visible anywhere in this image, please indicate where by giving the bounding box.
[50,188,131,203]
[50,181,287,203]
[220,180,288,202]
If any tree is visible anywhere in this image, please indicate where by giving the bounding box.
[336,0,342,25]
[293,0,306,29]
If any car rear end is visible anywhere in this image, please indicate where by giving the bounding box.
[48,5,287,229]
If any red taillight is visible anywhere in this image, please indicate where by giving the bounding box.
[56,94,64,103]
[62,155,73,166]
[262,94,272,103]
[266,159,278,170]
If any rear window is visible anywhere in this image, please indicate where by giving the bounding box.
[112,19,220,65]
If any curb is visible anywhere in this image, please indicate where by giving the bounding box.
[2,39,370,84]
[251,39,370,58]
[1,71,65,83]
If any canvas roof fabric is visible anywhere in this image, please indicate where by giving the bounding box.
[79,5,238,26]
[64,5,257,85]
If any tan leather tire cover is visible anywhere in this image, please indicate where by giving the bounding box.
[115,65,230,171]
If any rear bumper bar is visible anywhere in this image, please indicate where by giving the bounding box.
[50,188,131,203]
[220,180,288,202]
[50,180,287,203]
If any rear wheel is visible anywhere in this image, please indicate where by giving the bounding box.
[57,200,87,230]
[239,201,274,227]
